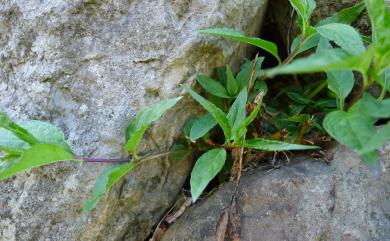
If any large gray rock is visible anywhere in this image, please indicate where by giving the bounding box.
[0,0,269,240]
[161,143,390,241]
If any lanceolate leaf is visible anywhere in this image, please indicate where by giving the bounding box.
[125,97,182,156]
[0,144,75,181]
[199,28,281,63]
[266,48,374,77]
[182,85,231,141]
[226,65,238,96]
[196,74,230,98]
[190,148,226,202]
[83,162,136,212]
[190,114,217,141]
[316,2,366,26]
[242,138,318,151]
[316,23,365,55]
[227,88,248,141]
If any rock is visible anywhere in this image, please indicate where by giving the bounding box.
[161,143,390,241]
[0,0,269,240]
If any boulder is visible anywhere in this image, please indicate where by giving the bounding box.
[161,143,390,241]
[0,0,269,240]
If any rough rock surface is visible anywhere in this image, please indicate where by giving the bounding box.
[0,1,269,240]
[161,143,390,241]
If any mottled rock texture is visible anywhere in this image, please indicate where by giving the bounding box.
[0,0,269,240]
[161,143,390,241]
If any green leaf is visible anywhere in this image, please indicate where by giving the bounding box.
[83,162,136,212]
[327,70,355,100]
[266,48,374,77]
[316,37,355,105]
[242,138,318,151]
[0,113,39,145]
[199,28,281,63]
[359,121,390,154]
[0,128,29,152]
[226,65,239,96]
[125,97,182,156]
[365,0,390,53]
[349,94,390,118]
[227,88,248,141]
[19,120,72,152]
[182,85,231,141]
[190,114,217,141]
[316,2,366,26]
[316,23,365,55]
[289,0,316,36]
[236,58,265,89]
[379,68,390,92]
[196,74,230,98]
[190,148,226,202]
[323,109,379,165]
[0,144,75,181]
[291,33,321,54]
[284,90,311,105]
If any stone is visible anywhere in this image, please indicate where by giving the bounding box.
[0,0,269,240]
[161,143,390,241]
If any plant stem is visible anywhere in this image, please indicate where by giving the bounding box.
[82,156,130,163]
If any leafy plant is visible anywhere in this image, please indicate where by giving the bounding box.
[1,0,389,226]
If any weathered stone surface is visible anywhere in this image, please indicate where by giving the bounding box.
[0,0,269,240]
[161,143,390,241]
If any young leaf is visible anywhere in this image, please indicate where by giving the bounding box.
[190,148,226,202]
[316,2,366,26]
[242,138,318,151]
[227,88,248,141]
[125,97,182,156]
[315,23,365,55]
[196,74,230,98]
[266,48,374,77]
[199,28,281,63]
[0,144,75,181]
[0,113,39,145]
[359,121,390,154]
[83,162,136,212]
[182,85,231,141]
[289,0,316,36]
[226,65,239,96]
[190,114,217,141]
